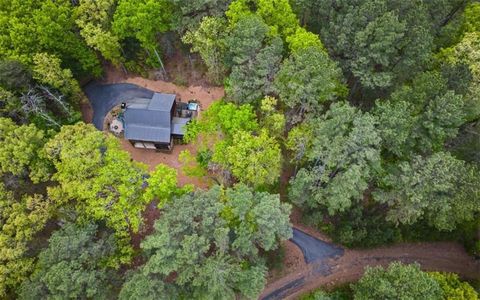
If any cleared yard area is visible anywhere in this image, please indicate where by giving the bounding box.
[83,71,224,189]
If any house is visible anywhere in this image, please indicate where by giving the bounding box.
[122,93,193,151]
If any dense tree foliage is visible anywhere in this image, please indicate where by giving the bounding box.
[303,263,478,300]
[0,118,51,183]
[288,102,381,214]
[19,223,117,299]
[1,0,479,298]
[428,272,479,299]
[172,0,232,33]
[183,17,228,83]
[44,123,150,263]
[120,184,291,299]
[296,0,436,93]
[0,0,101,76]
[353,262,443,300]
[374,71,467,158]
[375,152,480,231]
[275,47,345,122]
[213,129,281,187]
[74,0,123,65]
[185,101,281,187]
[112,0,173,67]
[225,15,283,104]
[0,183,55,297]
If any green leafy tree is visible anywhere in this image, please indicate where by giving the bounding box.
[226,36,283,104]
[352,262,443,300]
[438,32,480,120]
[213,130,281,187]
[288,102,381,215]
[225,15,269,66]
[259,96,285,138]
[274,47,345,122]
[0,184,54,297]
[172,0,232,33]
[286,27,325,53]
[183,16,228,84]
[32,53,82,100]
[19,223,117,300]
[0,0,101,76]
[374,152,480,231]
[428,272,479,300]
[185,101,281,186]
[302,0,435,91]
[0,117,51,183]
[120,184,292,299]
[74,0,123,65]
[374,71,467,158]
[112,0,173,66]
[184,101,258,144]
[224,15,285,104]
[226,0,298,38]
[462,2,480,34]
[44,123,149,264]
[143,164,192,207]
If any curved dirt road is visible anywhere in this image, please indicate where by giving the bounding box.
[262,230,480,299]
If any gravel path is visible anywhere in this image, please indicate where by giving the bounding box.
[84,82,153,129]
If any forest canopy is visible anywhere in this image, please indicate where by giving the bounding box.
[0,0,479,299]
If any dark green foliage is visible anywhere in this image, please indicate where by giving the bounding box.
[227,36,283,104]
[0,60,31,91]
[301,0,435,93]
[352,262,443,300]
[374,71,467,158]
[321,206,401,248]
[120,184,292,299]
[274,47,345,122]
[374,152,480,231]
[225,15,284,104]
[448,121,480,165]
[19,223,117,300]
[172,0,232,33]
[288,102,382,215]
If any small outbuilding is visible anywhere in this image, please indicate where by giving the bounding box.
[123,93,193,151]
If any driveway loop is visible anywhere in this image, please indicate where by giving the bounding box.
[84,82,154,129]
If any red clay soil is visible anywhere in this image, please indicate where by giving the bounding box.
[261,240,480,299]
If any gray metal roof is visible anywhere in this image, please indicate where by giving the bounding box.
[124,125,171,143]
[171,117,190,135]
[148,93,176,111]
[123,93,176,143]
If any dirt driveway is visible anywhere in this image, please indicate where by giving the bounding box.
[261,236,480,300]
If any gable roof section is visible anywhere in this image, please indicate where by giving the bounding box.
[148,93,176,111]
[124,93,176,143]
